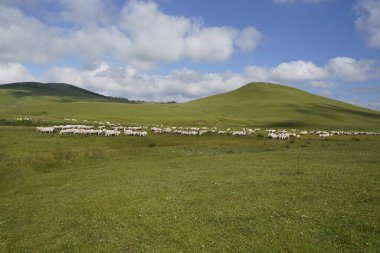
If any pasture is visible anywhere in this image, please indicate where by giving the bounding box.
[1,126,379,252]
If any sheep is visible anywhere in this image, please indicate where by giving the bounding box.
[37,123,380,140]
[124,129,147,137]
[319,132,332,138]
[36,127,55,134]
[198,130,208,135]
[267,132,289,140]
[232,131,246,136]
[278,133,289,140]
[173,130,198,136]
[59,129,79,135]
[151,127,163,134]
[105,130,120,137]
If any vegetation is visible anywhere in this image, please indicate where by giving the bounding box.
[0,127,379,252]
[1,82,379,251]
[0,82,136,103]
[1,82,379,130]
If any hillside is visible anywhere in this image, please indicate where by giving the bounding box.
[0,82,379,130]
[0,82,134,103]
[185,82,380,129]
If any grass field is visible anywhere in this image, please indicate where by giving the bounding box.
[1,126,379,252]
[1,82,380,130]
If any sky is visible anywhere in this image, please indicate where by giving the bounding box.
[0,0,379,110]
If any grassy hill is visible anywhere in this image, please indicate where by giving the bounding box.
[185,83,380,129]
[0,82,379,130]
[0,82,134,102]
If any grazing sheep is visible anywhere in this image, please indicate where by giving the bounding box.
[105,130,120,137]
[36,127,55,134]
[232,131,246,136]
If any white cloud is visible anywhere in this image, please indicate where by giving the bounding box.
[326,57,380,81]
[185,27,237,62]
[0,63,35,83]
[43,62,249,102]
[355,0,380,48]
[0,6,63,64]
[245,60,329,83]
[246,57,380,83]
[0,1,263,67]
[236,27,264,54]
[119,0,191,62]
[56,26,132,64]
[273,61,329,81]
[59,0,116,26]
[41,56,379,102]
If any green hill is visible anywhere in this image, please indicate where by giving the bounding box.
[185,82,380,129]
[0,82,379,130]
[0,82,134,102]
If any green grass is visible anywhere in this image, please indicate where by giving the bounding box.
[0,82,134,102]
[1,82,379,130]
[1,126,379,252]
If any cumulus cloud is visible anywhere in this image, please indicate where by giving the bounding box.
[59,0,116,26]
[0,63,35,83]
[355,0,380,48]
[245,60,328,83]
[236,27,264,54]
[0,6,64,64]
[43,62,248,102]
[185,27,237,62]
[326,57,380,81]
[0,0,264,67]
[40,56,379,102]
[119,0,191,62]
[245,57,380,83]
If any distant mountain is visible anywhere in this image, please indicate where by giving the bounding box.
[0,82,137,103]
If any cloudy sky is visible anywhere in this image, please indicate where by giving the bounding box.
[0,0,379,109]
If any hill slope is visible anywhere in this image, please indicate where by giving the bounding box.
[0,82,134,102]
[0,82,379,130]
[185,82,380,129]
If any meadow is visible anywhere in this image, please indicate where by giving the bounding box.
[1,126,379,252]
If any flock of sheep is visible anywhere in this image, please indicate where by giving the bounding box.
[36,125,147,137]
[35,121,380,139]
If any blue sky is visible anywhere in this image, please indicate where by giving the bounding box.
[0,0,379,110]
